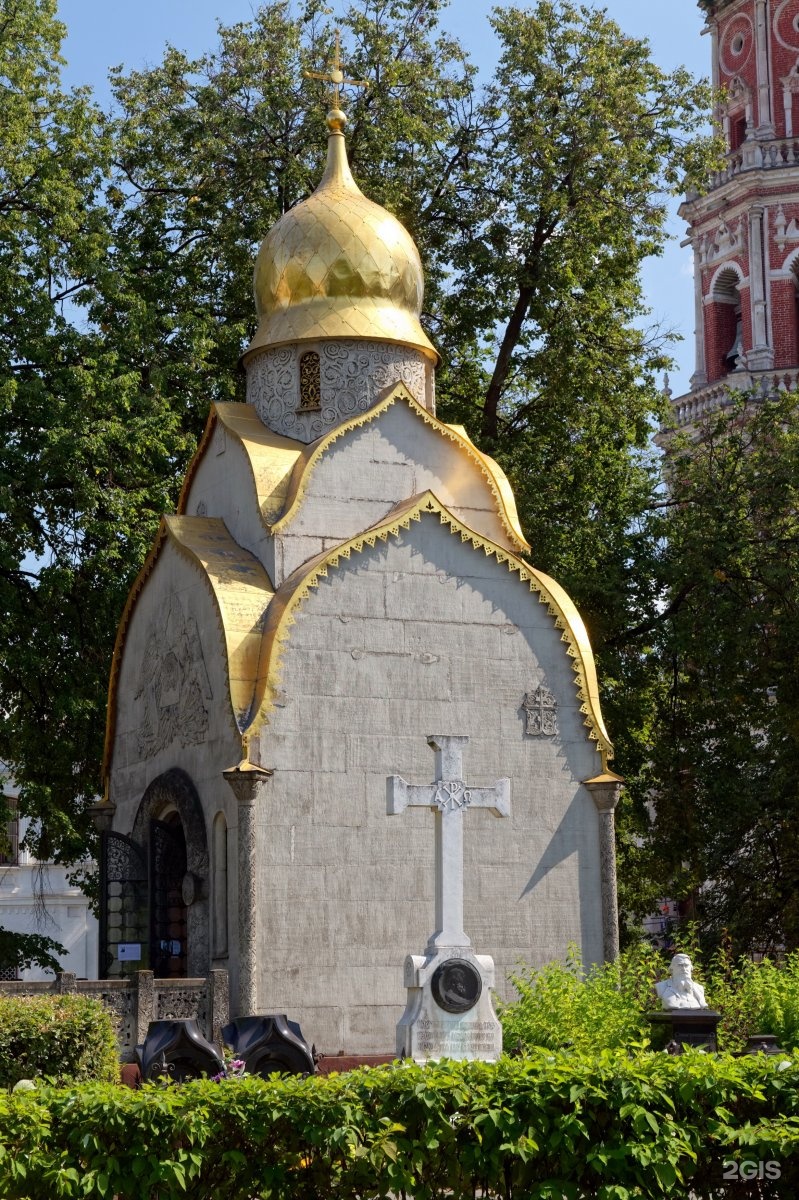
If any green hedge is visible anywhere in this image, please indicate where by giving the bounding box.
[0,995,119,1088]
[2,1051,799,1198]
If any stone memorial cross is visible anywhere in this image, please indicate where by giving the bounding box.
[387,735,510,949]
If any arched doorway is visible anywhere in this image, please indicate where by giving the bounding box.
[132,768,210,978]
[150,812,188,978]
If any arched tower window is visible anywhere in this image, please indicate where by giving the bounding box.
[709,266,744,377]
[730,113,747,152]
[212,812,228,958]
[298,351,322,412]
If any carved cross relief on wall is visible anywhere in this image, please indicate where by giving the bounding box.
[522,686,558,738]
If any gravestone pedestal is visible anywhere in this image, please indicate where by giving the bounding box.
[397,946,502,1062]
[648,1009,722,1053]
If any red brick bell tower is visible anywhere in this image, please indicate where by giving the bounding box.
[670,0,799,429]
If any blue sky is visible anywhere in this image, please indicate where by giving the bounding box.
[56,0,712,398]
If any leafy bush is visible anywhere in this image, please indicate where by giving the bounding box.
[500,941,799,1055]
[700,945,799,1053]
[1,1053,799,1198]
[500,942,661,1053]
[0,995,119,1088]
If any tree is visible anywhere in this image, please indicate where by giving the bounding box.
[0,0,198,885]
[630,396,799,955]
[0,0,115,876]
[0,928,66,976]
[1,0,716,896]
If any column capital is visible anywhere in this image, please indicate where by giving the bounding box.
[583,772,624,814]
[223,762,273,806]
[87,800,116,833]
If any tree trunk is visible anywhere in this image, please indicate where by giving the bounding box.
[481,285,533,442]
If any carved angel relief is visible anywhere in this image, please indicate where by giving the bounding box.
[522,686,559,738]
[135,593,212,758]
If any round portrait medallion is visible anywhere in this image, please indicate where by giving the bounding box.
[431,958,482,1014]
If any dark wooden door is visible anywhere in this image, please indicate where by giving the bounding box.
[149,817,188,978]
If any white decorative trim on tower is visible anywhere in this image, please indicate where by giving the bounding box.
[755,0,775,134]
[748,205,774,366]
[691,235,709,387]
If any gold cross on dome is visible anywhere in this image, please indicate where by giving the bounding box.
[303,30,368,112]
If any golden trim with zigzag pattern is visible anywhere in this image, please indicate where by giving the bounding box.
[270,382,531,553]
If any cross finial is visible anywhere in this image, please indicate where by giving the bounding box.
[303,30,368,129]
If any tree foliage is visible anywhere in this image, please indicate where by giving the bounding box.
[634,396,799,953]
[0,928,65,977]
[0,0,719,921]
[501,938,799,1054]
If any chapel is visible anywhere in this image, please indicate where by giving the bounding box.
[98,69,622,1054]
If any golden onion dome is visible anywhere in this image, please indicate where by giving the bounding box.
[244,108,438,364]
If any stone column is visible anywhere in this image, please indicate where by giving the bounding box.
[223,762,273,1016]
[87,800,116,833]
[709,20,727,144]
[747,206,773,369]
[690,237,707,388]
[135,970,155,1044]
[709,20,720,94]
[784,84,793,140]
[208,968,230,1048]
[584,773,624,963]
[754,0,774,136]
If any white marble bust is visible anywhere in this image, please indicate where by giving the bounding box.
[655,953,707,1010]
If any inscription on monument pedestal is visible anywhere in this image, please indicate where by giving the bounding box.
[397,945,503,1062]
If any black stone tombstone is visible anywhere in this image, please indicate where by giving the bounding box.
[648,1010,722,1053]
[137,1019,225,1083]
[741,1034,784,1056]
[221,1014,316,1077]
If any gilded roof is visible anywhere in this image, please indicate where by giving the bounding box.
[178,403,304,526]
[179,389,529,554]
[245,117,437,364]
[102,516,275,783]
[270,382,531,553]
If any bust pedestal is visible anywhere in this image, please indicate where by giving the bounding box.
[397,946,502,1063]
[648,1010,722,1053]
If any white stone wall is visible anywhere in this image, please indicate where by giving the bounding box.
[109,546,243,990]
[0,799,97,982]
[247,341,434,442]
[255,515,604,1054]
[181,424,278,584]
